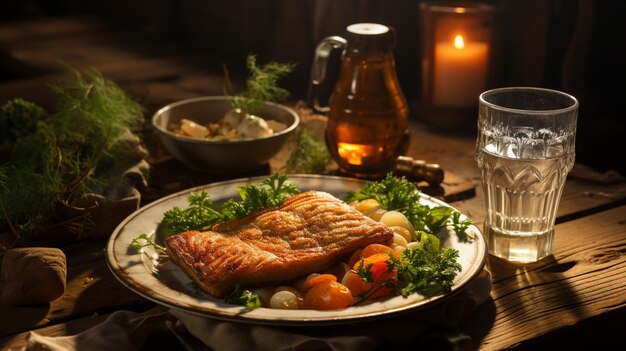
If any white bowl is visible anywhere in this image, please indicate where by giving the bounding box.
[152,96,299,174]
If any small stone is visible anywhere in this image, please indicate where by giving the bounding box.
[1,247,67,305]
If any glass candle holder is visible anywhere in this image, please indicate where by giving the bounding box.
[419,1,497,132]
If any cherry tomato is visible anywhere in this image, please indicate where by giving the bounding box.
[341,270,371,297]
[360,243,393,259]
[346,253,398,299]
[359,252,397,268]
[302,280,353,310]
[303,273,337,290]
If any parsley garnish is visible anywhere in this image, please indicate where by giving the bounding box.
[451,211,475,242]
[130,233,167,253]
[389,248,461,297]
[354,260,374,284]
[221,173,300,219]
[157,174,300,237]
[224,285,262,309]
[160,191,224,235]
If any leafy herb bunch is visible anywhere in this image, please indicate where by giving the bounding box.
[229,54,295,115]
[0,68,145,251]
[155,173,299,237]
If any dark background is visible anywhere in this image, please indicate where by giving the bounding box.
[1,0,624,174]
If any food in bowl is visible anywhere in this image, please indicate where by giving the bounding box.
[151,96,299,174]
[153,54,298,173]
[174,108,287,140]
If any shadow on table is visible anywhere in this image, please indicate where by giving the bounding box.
[456,296,497,350]
[459,254,587,350]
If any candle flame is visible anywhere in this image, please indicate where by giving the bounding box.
[337,142,383,166]
[454,35,465,49]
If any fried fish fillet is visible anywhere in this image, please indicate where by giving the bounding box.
[165,190,393,297]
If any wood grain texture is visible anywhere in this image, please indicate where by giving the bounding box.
[460,205,626,350]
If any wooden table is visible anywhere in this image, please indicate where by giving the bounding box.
[1,17,625,350]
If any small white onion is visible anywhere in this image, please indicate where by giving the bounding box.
[354,199,381,215]
[269,290,300,309]
[393,245,406,253]
[407,241,421,250]
[390,225,413,243]
[274,285,303,298]
[392,233,409,248]
[221,108,246,129]
[237,115,273,138]
[380,211,415,235]
[368,209,387,222]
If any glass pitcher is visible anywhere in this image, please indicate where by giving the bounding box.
[309,23,410,178]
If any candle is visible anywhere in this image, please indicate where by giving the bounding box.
[433,34,488,108]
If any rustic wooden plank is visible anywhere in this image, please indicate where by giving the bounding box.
[405,120,480,181]
[416,170,476,203]
[460,205,626,350]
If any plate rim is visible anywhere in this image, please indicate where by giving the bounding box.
[105,174,487,326]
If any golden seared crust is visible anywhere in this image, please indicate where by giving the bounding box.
[165,190,393,298]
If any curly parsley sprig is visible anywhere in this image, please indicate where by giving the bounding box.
[160,191,225,235]
[130,233,167,253]
[389,247,461,297]
[221,173,300,219]
[136,173,300,243]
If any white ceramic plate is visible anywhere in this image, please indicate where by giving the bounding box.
[106,174,486,326]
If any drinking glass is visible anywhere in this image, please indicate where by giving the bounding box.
[476,87,578,263]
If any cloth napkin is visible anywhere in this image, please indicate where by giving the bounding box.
[19,269,491,351]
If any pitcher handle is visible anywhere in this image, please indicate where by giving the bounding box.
[307,36,347,113]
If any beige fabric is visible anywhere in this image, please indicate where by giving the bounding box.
[20,308,173,351]
[22,270,491,351]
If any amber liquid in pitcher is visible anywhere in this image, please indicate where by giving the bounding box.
[327,52,409,178]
